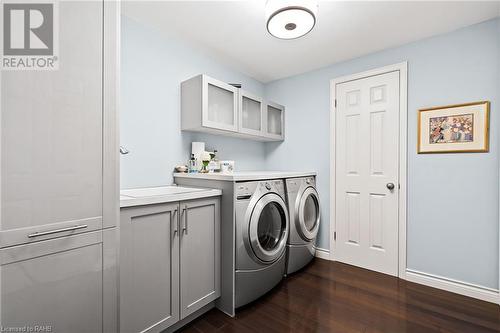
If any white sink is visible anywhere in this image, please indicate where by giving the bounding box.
[120,186,205,198]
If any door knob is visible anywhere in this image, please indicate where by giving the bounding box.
[386,183,395,191]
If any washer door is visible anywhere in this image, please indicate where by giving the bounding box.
[296,187,320,241]
[248,193,289,263]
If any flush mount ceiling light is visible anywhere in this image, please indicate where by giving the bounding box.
[266,0,318,40]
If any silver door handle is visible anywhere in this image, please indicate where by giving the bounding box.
[386,183,395,191]
[182,205,188,234]
[27,224,88,238]
[171,208,178,236]
[119,146,129,155]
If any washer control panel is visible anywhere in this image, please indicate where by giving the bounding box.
[235,182,256,198]
[260,180,284,193]
[235,180,285,199]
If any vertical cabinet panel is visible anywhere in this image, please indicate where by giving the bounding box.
[120,203,180,333]
[0,231,104,333]
[1,1,104,246]
[103,227,119,333]
[179,198,220,319]
[103,0,120,229]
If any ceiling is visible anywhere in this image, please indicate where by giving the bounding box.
[122,1,500,83]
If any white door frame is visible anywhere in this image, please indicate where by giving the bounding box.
[329,62,408,279]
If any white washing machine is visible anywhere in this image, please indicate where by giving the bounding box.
[285,176,321,274]
[234,179,289,308]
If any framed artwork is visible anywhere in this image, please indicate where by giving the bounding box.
[417,101,490,153]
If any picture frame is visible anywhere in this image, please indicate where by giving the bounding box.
[417,101,490,153]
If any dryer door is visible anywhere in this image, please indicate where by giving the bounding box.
[248,193,289,263]
[296,187,320,241]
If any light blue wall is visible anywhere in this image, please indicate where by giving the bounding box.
[121,15,499,289]
[120,16,267,188]
[265,19,500,289]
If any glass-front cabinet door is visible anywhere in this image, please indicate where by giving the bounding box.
[265,102,285,141]
[202,76,238,132]
[239,90,264,136]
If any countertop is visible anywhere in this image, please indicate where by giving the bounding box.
[120,185,222,208]
[173,171,316,182]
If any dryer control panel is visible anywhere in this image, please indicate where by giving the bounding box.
[305,177,316,186]
[286,177,316,193]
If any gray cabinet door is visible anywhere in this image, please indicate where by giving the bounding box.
[179,198,220,319]
[120,203,180,333]
[0,231,104,333]
[0,1,106,248]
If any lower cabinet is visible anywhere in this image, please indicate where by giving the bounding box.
[0,228,117,333]
[120,197,220,333]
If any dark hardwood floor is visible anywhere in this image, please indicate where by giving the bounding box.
[178,259,500,333]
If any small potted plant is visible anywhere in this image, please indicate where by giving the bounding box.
[200,151,212,173]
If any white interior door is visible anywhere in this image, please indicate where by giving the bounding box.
[335,71,400,276]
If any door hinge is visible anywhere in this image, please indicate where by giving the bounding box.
[334,99,337,108]
[334,231,336,241]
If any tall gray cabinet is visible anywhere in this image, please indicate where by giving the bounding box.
[0,1,119,332]
[120,197,221,333]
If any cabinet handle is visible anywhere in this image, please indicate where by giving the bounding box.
[27,224,88,238]
[182,205,188,234]
[177,208,181,236]
[171,208,178,236]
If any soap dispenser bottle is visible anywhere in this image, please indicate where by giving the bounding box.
[188,154,197,173]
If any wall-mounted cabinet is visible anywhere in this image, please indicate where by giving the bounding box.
[181,74,285,141]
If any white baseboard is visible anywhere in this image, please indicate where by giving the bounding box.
[405,269,499,304]
[314,247,331,260]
